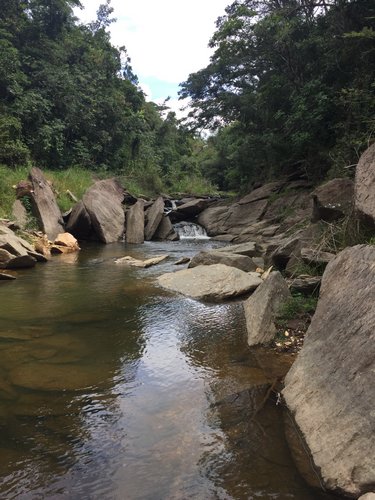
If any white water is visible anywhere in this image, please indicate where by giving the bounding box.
[174,221,209,240]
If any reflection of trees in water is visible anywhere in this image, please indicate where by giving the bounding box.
[0,243,149,497]
[177,299,331,500]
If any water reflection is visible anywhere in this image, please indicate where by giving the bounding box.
[0,240,338,499]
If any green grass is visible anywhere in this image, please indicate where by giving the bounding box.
[0,165,94,217]
[44,168,94,213]
[0,164,30,218]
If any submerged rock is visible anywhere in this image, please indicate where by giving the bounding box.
[283,245,375,497]
[157,263,262,301]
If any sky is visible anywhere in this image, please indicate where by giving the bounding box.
[74,0,229,115]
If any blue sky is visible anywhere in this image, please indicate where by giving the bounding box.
[75,0,230,114]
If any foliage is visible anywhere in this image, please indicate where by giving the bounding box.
[0,0,207,188]
[180,0,375,190]
[277,293,318,321]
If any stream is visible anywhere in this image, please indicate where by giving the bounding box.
[0,239,335,499]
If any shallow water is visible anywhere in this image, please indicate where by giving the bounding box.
[0,240,334,499]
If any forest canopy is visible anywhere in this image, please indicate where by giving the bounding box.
[180,0,375,189]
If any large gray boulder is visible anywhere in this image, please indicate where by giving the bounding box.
[157,264,262,301]
[355,142,375,226]
[175,198,212,218]
[11,200,28,229]
[83,179,125,243]
[283,245,375,497]
[244,271,291,346]
[144,197,164,241]
[126,199,144,244]
[66,201,92,240]
[188,250,257,272]
[28,167,64,240]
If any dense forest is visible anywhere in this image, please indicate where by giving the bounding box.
[0,0,374,193]
[0,0,206,192]
[181,0,375,189]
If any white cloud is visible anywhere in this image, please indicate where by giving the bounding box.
[75,0,229,86]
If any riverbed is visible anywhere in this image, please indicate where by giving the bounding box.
[0,240,335,499]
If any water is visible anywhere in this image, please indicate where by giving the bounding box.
[174,222,209,239]
[0,240,335,499]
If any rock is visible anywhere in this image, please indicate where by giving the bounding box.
[126,199,145,244]
[197,205,229,236]
[83,179,125,243]
[0,224,45,262]
[0,272,16,280]
[144,197,164,241]
[244,271,291,346]
[153,215,179,241]
[283,245,375,497]
[28,167,64,240]
[175,257,190,265]
[115,254,168,268]
[65,201,92,240]
[355,142,375,227]
[358,494,375,500]
[238,181,285,204]
[175,198,212,217]
[312,178,354,223]
[270,235,303,270]
[34,234,51,258]
[54,232,80,251]
[0,248,14,267]
[300,247,335,266]
[11,200,28,229]
[15,180,33,198]
[10,363,105,392]
[188,250,257,272]
[214,242,262,258]
[289,276,321,296]
[260,225,280,237]
[5,254,36,269]
[211,234,235,242]
[157,264,262,301]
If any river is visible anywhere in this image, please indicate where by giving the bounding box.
[0,239,336,499]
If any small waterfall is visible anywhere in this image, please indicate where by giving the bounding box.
[164,199,177,214]
[174,221,209,240]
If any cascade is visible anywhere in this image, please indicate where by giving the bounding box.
[174,221,209,239]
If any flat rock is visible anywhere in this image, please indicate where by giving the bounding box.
[144,197,164,241]
[28,167,64,240]
[244,271,291,346]
[157,263,262,301]
[126,199,145,244]
[283,245,375,497]
[115,254,168,268]
[189,250,257,272]
[301,247,335,265]
[213,242,261,258]
[83,179,125,243]
[355,142,375,226]
[289,276,321,296]
[6,254,36,269]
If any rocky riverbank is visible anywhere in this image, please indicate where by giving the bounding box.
[1,144,374,498]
